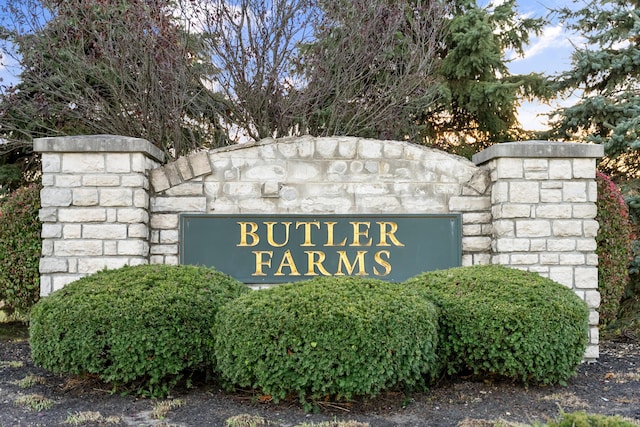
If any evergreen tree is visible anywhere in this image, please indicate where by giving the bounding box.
[425,0,551,157]
[550,0,640,179]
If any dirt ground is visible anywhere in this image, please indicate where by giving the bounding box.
[0,322,638,427]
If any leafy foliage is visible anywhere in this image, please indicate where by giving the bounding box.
[550,0,640,179]
[213,277,439,407]
[0,183,41,315]
[595,172,633,326]
[0,0,552,157]
[189,0,320,141]
[404,265,589,385]
[29,265,249,397]
[546,411,640,427]
[295,0,446,141]
[425,0,551,155]
[621,183,640,308]
[0,0,229,159]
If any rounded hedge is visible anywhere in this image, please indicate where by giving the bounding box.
[0,183,41,315]
[214,277,439,405]
[404,265,589,385]
[30,264,249,396]
[595,171,633,326]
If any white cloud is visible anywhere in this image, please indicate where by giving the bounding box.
[518,101,552,131]
[0,53,21,88]
[525,25,567,58]
[507,25,565,62]
[518,93,583,131]
[172,0,214,34]
[505,22,589,76]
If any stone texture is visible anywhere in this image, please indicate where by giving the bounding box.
[536,205,572,219]
[82,224,128,239]
[150,168,170,192]
[40,188,72,207]
[54,240,103,256]
[41,154,61,173]
[188,151,212,177]
[151,197,206,212]
[477,149,602,361]
[39,258,68,273]
[58,208,107,223]
[516,220,551,237]
[106,153,131,173]
[83,175,121,187]
[62,153,105,173]
[100,189,133,207]
[41,224,62,239]
[175,157,193,181]
[573,158,596,178]
[72,189,99,206]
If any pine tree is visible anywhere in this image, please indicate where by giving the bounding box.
[551,0,640,179]
[424,0,551,157]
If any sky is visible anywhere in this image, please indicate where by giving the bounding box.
[499,0,583,131]
[0,0,583,133]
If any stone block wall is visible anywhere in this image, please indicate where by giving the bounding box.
[473,141,604,359]
[34,135,164,294]
[148,136,493,267]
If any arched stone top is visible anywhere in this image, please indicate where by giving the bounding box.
[150,136,490,215]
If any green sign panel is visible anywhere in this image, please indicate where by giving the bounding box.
[179,214,461,283]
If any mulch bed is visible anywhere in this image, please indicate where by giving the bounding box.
[1,323,638,427]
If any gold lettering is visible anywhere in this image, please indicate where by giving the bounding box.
[378,222,404,247]
[335,251,368,276]
[296,221,320,246]
[373,250,392,276]
[265,221,291,247]
[252,251,273,276]
[305,251,331,276]
[324,222,347,247]
[274,249,301,276]
[350,222,372,246]
[237,222,259,247]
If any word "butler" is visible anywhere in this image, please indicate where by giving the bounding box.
[237,221,404,277]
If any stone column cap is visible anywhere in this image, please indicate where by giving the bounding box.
[34,134,165,163]
[473,140,604,165]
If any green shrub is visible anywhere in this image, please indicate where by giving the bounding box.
[0,183,42,315]
[615,189,640,338]
[214,277,439,406]
[546,411,640,427]
[29,264,249,397]
[404,265,589,385]
[596,172,634,326]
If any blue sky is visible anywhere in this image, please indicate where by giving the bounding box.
[0,0,582,133]
[500,0,582,131]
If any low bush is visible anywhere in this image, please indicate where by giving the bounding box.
[0,183,41,315]
[30,264,249,397]
[404,265,589,385]
[595,172,634,326]
[546,411,640,427]
[214,277,439,406]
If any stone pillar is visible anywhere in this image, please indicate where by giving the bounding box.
[473,141,604,360]
[34,135,164,296]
